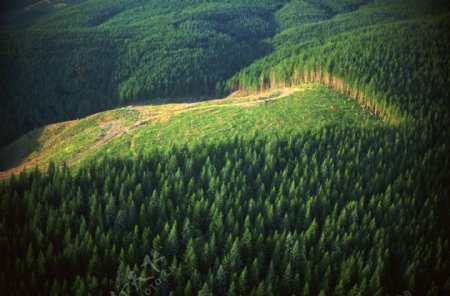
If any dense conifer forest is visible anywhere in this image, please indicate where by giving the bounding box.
[2,126,449,295]
[0,0,449,295]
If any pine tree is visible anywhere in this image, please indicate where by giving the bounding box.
[198,283,213,296]
[214,265,228,296]
[167,222,179,259]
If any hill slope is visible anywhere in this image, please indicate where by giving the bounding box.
[0,83,379,177]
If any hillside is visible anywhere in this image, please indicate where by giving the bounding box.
[0,84,379,177]
[0,0,449,295]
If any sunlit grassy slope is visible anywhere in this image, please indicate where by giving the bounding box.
[0,83,380,177]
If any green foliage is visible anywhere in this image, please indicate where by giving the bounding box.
[276,1,331,30]
[1,125,449,295]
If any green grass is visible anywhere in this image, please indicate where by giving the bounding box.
[130,85,376,147]
[0,83,380,177]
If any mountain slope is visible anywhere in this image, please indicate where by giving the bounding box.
[0,84,380,177]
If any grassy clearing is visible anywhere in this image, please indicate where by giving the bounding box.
[0,83,380,177]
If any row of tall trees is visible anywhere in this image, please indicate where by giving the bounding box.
[231,3,450,126]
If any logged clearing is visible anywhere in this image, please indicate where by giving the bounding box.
[0,83,380,178]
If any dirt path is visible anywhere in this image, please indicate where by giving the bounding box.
[68,119,128,164]
[131,87,302,124]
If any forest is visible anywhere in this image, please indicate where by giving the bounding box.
[0,0,449,295]
[1,125,449,295]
